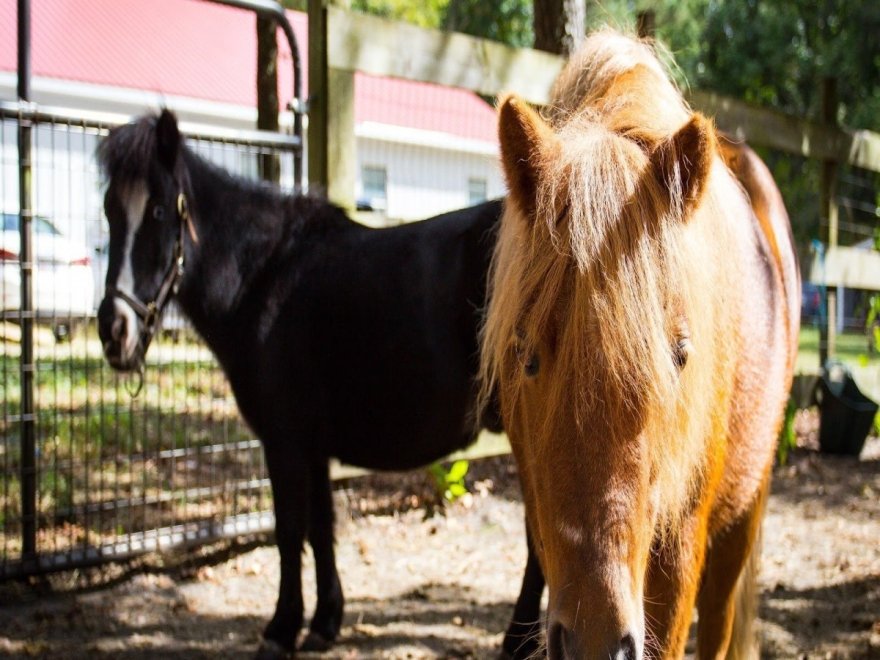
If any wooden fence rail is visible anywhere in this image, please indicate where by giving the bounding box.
[313,4,880,203]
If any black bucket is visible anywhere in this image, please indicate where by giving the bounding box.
[816,362,878,457]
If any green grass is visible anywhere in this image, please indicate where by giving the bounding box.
[1,329,258,539]
[796,324,880,373]
[797,323,880,411]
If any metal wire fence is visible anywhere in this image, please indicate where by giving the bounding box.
[0,104,301,578]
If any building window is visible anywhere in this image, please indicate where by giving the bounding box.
[468,177,487,204]
[361,165,387,211]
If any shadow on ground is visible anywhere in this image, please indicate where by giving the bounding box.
[0,579,519,659]
[760,574,880,659]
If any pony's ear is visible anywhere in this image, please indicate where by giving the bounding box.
[650,113,716,217]
[498,95,559,219]
[155,109,181,172]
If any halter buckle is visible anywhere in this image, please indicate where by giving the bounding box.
[144,301,159,330]
[173,254,184,295]
[177,192,189,220]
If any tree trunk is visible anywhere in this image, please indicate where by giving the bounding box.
[257,15,280,183]
[533,0,585,56]
[637,9,656,39]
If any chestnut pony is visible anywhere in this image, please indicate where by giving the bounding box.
[481,31,798,659]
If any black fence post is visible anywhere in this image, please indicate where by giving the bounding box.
[17,0,37,562]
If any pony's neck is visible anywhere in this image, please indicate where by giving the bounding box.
[172,148,319,340]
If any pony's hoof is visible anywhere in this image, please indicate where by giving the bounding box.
[255,639,292,660]
[299,631,333,653]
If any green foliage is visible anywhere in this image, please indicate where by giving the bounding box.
[584,0,636,32]
[777,397,798,465]
[40,469,72,512]
[692,1,880,132]
[868,293,880,329]
[428,459,469,503]
[647,0,880,246]
[866,229,880,354]
[279,0,307,10]
[349,0,534,45]
[352,0,446,27]
[756,151,820,248]
[443,0,533,47]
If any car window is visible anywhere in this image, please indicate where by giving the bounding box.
[34,217,60,235]
[1,214,61,235]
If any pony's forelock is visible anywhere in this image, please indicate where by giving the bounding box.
[545,29,687,131]
[97,114,161,186]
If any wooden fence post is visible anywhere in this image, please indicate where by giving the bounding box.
[819,76,839,365]
[327,67,356,211]
[308,0,356,210]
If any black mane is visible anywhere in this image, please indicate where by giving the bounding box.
[98,113,161,185]
[99,111,346,236]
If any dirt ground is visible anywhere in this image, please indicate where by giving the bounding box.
[0,410,878,659]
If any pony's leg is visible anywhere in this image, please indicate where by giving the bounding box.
[500,520,546,659]
[696,476,769,660]
[644,513,709,658]
[301,459,345,651]
[258,446,310,660]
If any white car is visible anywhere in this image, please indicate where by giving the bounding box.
[1,212,95,339]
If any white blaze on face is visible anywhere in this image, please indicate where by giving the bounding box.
[114,180,148,359]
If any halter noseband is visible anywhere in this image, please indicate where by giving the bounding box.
[106,191,192,361]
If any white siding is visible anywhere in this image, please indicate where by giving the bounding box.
[1,121,104,248]
[3,112,505,237]
[356,136,505,224]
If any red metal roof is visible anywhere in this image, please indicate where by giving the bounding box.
[355,74,497,143]
[0,0,497,144]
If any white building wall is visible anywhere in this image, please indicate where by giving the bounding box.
[4,119,507,236]
[356,134,504,224]
[3,103,505,250]
[1,121,105,248]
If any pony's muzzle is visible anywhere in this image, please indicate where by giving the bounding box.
[111,315,127,344]
[98,296,139,370]
[547,619,640,660]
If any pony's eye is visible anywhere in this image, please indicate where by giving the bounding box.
[523,352,540,377]
[152,205,165,221]
[515,337,540,377]
[673,337,693,370]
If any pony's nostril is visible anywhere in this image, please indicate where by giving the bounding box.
[547,621,575,659]
[111,315,127,343]
[614,632,638,660]
[548,621,638,659]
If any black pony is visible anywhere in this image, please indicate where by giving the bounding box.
[96,110,544,660]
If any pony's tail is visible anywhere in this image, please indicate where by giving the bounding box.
[725,506,764,660]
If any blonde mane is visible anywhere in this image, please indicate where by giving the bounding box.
[482,30,736,533]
